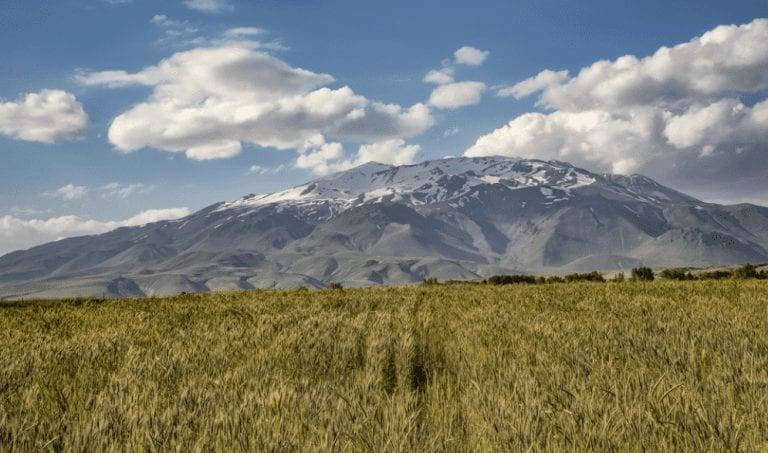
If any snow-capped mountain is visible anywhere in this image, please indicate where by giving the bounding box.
[220,157,691,215]
[2,156,767,298]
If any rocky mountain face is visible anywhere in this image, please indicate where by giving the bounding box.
[2,156,767,298]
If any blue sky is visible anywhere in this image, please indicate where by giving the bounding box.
[1,0,767,254]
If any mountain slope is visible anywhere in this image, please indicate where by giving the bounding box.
[2,156,767,298]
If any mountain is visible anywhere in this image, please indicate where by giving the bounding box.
[2,156,768,299]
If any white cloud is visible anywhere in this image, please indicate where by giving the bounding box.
[465,108,665,174]
[42,183,153,201]
[423,68,454,85]
[223,27,265,38]
[294,139,421,175]
[497,69,569,99]
[429,81,486,110]
[0,208,190,255]
[295,142,347,175]
[354,139,420,166]
[465,18,768,191]
[423,47,490,108]
[76,69,153,88]
[443,127,460,137]
[331,101,433,142]
[466,99,768,176]
[453,46,489,66]
[423,46,489,85]
[149,14,203,47]
[184,0,233,13]
[44,184,88,201]
[150,14,175,26]
[0,90,88,143]
[99,182,153,199]
[248,164,286,175]
[536,19,768,111]
[121,208,190,225]
[150,14,197,33]
[79,42,433,160]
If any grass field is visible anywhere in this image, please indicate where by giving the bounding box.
[2,281,768,451]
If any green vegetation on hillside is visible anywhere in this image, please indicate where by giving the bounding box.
[2,281,768,450]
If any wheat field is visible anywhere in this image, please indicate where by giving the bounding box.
[1,281,767,451]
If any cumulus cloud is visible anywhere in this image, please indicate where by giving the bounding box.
[423,68,454,85]
[535,19,768,111]
[295,142,347,175]
[0,90,88,143]
[429,81,486,109]
[79,42,433,161]
[294,139,421,175]
[497,69,569,99]
[331,101,433,142]
[44,184,88,201]
[423,47,489,108]
[466,19,768,201]
[354,139,420,166]
[453,46,490,66]
[466,108,667,174]
[184,0,233,13]
[0,208,190,255]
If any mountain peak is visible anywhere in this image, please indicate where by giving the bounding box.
[221,156,695,213]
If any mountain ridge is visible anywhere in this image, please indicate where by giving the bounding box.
[2,156,767,299]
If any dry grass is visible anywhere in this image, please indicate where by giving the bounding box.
[1,281,768,451]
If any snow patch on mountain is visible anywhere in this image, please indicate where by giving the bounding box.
[219,156,611,212]
[218,156,697,219]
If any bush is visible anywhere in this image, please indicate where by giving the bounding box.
[421,278,440,286]
[443,280,483,286]
[328,283,344,290]
[564,272,605,283]
[732,264,760,280]
[487,275,538,285]
[631,267,655,281]
[546,276,565,284]
[612,273,625,282]
[660,268,695,281]
[698,270,732,280]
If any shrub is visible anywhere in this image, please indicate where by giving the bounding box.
[546,276,565,284]
[421,278,440,286]
[487,275,538,285]
[328,283,344,290]
[443,280,483,286]
[612,273,625,282]
[698,270,732,280]
[631,267,655,281]
[564,272,605,283]
[732,264,760,280]
[660,268,695,281]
